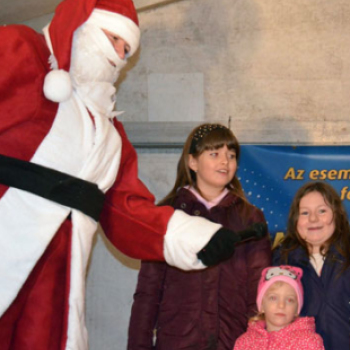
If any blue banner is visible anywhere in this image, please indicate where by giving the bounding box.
[237,145,350,240]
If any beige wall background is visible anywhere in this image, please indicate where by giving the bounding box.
[118,0,350,145]
[19,0,350,349]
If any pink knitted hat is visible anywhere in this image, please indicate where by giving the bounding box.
[256,265,304,314]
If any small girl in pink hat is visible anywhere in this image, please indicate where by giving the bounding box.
[233,265,325,350]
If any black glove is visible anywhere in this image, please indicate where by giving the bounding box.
[197,222,268,267]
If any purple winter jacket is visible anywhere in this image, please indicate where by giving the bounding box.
[128,188,272,350]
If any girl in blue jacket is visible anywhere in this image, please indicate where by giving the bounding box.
[273,181,350,350]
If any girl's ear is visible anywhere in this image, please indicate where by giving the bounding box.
[188,155,198,172]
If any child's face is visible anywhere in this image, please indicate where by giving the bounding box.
[189,145,237,199]
[297,191,335,254]
[261,282,298,332]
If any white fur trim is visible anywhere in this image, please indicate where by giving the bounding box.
[43,69,73,102]
[87,9,140,57]
[163,210,222,270]
[42,24,54,56]
[42,25,73,103]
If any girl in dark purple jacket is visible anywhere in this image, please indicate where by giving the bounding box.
[127,123,272,350]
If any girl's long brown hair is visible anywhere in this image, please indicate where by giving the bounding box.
[158,123,248,209]
[275,181,350,272]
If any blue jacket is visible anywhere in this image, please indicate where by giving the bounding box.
[273,246,350,350]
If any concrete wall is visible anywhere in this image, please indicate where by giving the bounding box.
[118,0,350,145]
[21,0,350,348]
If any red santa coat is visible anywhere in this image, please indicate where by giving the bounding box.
[0,25,220,350]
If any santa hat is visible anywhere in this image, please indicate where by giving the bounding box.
[256,265,304,314]
[43,0,140,102]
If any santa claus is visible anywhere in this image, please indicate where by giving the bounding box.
[0,0,266,348]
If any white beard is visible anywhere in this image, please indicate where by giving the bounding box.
[70,23,127,87]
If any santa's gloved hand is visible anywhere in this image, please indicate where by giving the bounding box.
[197,222,268,266]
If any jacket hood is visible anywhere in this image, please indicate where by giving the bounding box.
[249,316,316,336]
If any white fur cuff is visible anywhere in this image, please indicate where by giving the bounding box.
[163,210,222,270]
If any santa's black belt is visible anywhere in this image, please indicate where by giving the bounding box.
[0,154,105,221]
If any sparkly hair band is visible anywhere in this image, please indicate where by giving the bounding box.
[189,124,228,154]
